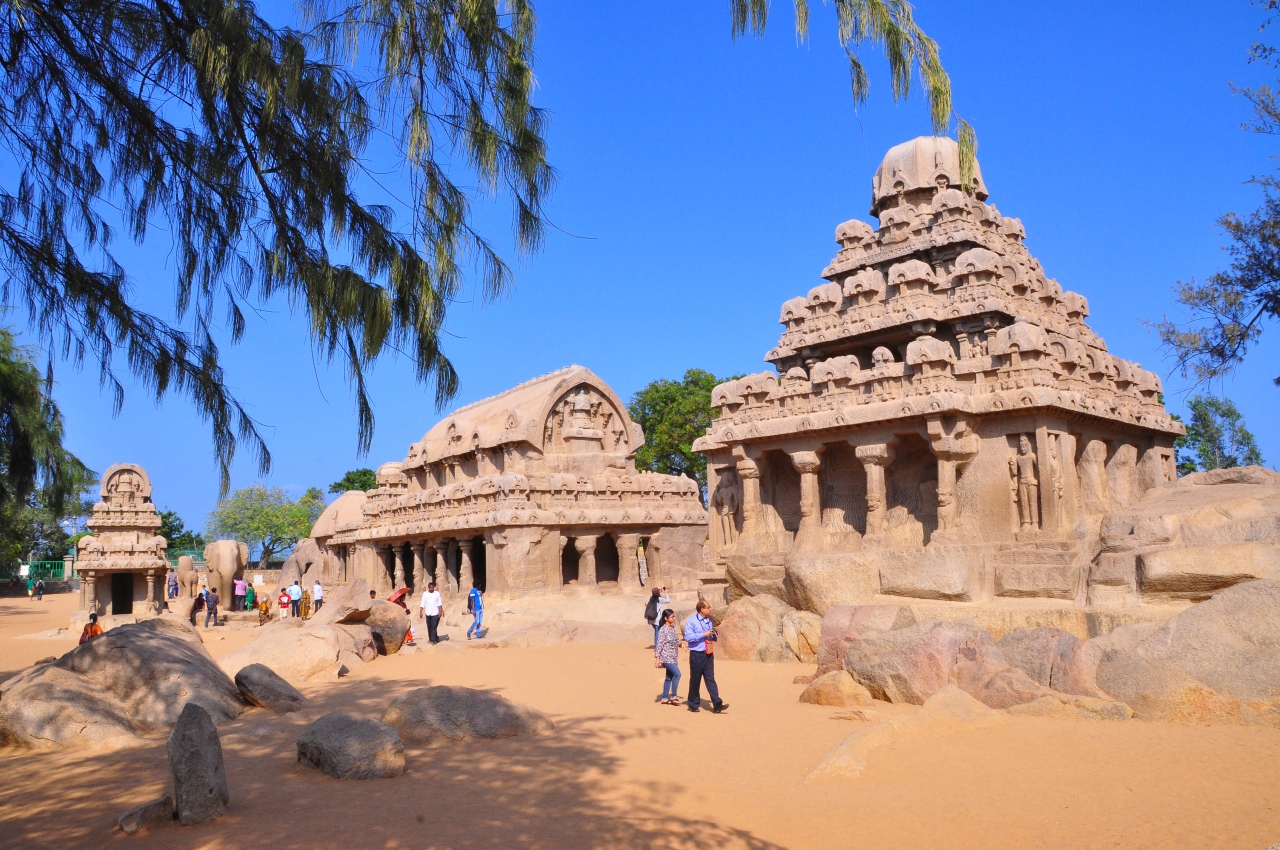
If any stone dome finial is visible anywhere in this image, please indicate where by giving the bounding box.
[870,136,987,217]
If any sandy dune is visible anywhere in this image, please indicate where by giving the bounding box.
[1,592,1278,849]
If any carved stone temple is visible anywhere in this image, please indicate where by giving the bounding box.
[74,463,169,618]
[311,366,708,598]
[694,136,1191,612]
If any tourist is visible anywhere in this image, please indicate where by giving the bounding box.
[312,580,323,612]
[644,586,670,647]
[466,582,484,640]
[78,612,103,644]
[166,569,178,599]
[420,581,442,644]
[277,587,290,620]
[683,599,727,714]
[232,576,247,612]
[35,579,44,601]
[26,577,33,601]
[288,580,303,618]
[654,609,683,705]
[244,583,256,612]
[300,588,312,620]
[204,587,220,628]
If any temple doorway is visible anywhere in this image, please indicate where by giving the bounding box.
[471,536,487,591]
[111,572,134,615]
[595,535,620,583]
[561,538,580,585]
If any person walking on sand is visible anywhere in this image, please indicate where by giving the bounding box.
[204,588,220,629]
[288,580,303,618]
[654,609,683,705]
[683,599,728,714]
[277,587,291,620]
[644,586,669,647]
[26,577,33,601]
[312,580,323,613]
[420,581,442,644]
[35,578,44,601]
[466,582,484,640]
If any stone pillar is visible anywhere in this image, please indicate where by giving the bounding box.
[935,456,958,532]
[145,571,157,614]
[855,443,895,539]
[392,544,406,590]
[616,532,641,591]
[790,450,824,552]
[1035,424,1059,535]
[83,571,98,615]
[458,539,474,593]
[410,542,426,592]
[434,541,453,594]
[735,457,770,552]
[574,535,599,587]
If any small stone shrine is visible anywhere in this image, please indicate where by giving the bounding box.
[75,463,169,618]
[313,366,708,598]
[695,137,1193,611]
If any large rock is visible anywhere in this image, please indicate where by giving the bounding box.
[278,538,323,590]
[219,624,342,682]
[307,579,374,626]
[296,712,405,779]
[799,670,874,707]
[234,664,307,713]
[0,621,242,749]
[842,619,989,704]
[381,686,554,745]
[118,796,174,835]
[168,703,229,825]
[366,600,411,655]
[333,623,378,663]
[997,627,1081,689]
[815,604,917,675]
[716,595,822,663]
[1051,621,1163,699]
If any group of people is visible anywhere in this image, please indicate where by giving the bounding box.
[415,580,484,644]
[275,580,323,620]
[25,578,45,601]
[646,587,728,714]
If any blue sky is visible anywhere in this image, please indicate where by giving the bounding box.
[17,0,1280,532]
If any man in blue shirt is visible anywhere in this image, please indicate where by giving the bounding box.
[683,599,728,713]
[466,582,484,640]
[287,581,303,618]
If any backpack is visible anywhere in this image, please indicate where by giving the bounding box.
[643,595,659,623]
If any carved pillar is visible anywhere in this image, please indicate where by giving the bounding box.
[84,571,98,615]
[927,418,978,534]
[855,443,895,539]
[575,535,599,586]
[434,540,453,594]
[458,539,474,592]
[392,544,407,590]
[145,571,157,614]
[410,542,426,591]
[616,532,641,591]
[735,457,770,552]
[1035,424,1059,534]
[790,450,824,552]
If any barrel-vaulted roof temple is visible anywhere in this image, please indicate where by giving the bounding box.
[308,366,709,599]
[694,136,1185,610]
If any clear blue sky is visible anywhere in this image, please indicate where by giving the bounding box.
[18,0,1280,533]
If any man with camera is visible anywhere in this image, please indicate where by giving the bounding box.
[683,599,728,714]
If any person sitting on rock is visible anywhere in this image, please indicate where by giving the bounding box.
[78,613,103,645]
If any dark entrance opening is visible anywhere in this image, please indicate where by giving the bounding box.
[561,538,580,585]
[638,537,651,586]
[595,535,620,583]
[111,572,134,615]
[471,536,487,591]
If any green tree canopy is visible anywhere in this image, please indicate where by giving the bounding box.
[207,484,326,568]
[628,369,739,498]
[329,468,377,494]
[1175,395,1265,475]
[159,509,207,551]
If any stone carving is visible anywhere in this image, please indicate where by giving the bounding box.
[313,366,707,599]
[692,136,1220,613]
[74,463,169,619]
[711,467,742,551]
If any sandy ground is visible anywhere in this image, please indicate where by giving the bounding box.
[1,592,1279,850]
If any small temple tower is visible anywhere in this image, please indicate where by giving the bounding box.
[75,463,169,618]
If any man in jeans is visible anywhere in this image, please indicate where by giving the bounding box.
[420,581,443,644]
[466,582,484,640]
[204,588,221,629]
[682,599,728,714]
[288,581,303,618]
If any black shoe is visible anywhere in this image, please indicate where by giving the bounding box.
[687,706,700,713]
[712,703,729,714]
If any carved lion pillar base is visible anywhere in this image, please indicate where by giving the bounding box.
[574,536,599,586]
[855,443,895,542]
[735,458,770,553]
[790,450,824,553]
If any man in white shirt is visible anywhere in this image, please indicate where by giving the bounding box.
[312,580,324,612]
[419,581,443,644]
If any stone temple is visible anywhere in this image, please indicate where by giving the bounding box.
[74,463,169,618]
[311,366,708,598]
[694,136,1194,613]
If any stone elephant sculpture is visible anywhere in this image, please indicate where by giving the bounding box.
[176,555,202,598]
[204,540,250,603]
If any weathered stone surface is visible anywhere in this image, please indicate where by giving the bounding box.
[297,712,405,780]
[278,537,323,590]
[381,686,554,745]
[333,623,378,663]
[366,600,411,655]
[307,578,373,627]
[716,595,820,663]
[1052,621,1162,699]
[973,666,1051,710]
[997,627,1080,689]
[218,626,340,682]
[799,670,874,707]
[815,604,916,676]
[168,703,229,825]
[842,619,988,704]
[0,621,241,750]
[234,664,307,713]
[118,796,173,835]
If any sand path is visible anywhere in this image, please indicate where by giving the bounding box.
[1,593,1278,849]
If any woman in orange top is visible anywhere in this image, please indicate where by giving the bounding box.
[79,613,103,645]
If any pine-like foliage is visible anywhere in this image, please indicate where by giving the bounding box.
[0,0,552,492]
[1175,394,1265,474]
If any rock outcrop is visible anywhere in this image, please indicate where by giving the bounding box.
[0,619,242,749]
[168,703,229,825]
[219,618,379,682]
[234,664,307,713]
[799,670,874,707]
[381,686,554,745]
[297,712,405,780]
[366,600,411,654]
[815,604,917,675]
[118,796,174,835]
[716,596,822,663]
[307,578,374,627]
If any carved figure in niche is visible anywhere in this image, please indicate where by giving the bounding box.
[1008,435,1040,531]
[872,346,895,368]
[1077,439,1112,515]
[107,469,142,506]
[1048,436,1065,524]
[711,468,742,550]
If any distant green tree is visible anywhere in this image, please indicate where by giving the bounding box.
[629,370,740,500]
[1175,395,1265,474]
[159,509,207,551]
[329,468,378,494]
[207,485,326,569]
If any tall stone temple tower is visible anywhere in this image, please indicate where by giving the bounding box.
[695,136,1184,610]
